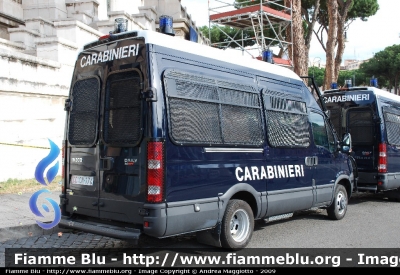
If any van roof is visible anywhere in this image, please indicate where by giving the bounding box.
[324,86,400,102]
[82,29,301,83]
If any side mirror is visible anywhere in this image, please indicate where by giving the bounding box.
[341,133,352,154]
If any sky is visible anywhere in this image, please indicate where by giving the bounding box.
[180,0,400,65]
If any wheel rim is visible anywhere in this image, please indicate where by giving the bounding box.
[229,209,250,243]
[336,190,347,215]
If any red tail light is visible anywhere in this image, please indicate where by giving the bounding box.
[147,141,164,203]
[378,143,387,173]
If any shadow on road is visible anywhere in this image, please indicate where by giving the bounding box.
[349,191,398,205]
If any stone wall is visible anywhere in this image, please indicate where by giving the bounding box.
[0,0,209,181]
[0,48,67,181]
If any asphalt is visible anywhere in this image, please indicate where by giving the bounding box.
[0,190,65,243]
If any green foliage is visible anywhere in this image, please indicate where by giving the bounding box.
[337,70,367,87]
[359,44,400,90]
[348,0,380,21]
[315,0,379,28]
[199,25,256,48]
[308,66,325,87]
[307,66,367,88]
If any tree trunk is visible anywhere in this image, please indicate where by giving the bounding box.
[323,0,338,90]
[334,0,353,83]
[303,0,321,74]
[289,0,307,78]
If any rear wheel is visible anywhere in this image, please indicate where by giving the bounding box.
[327,184,348,220]
[221,199,254,250]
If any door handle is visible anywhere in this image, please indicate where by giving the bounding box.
[101,157,114,170]
[92,201,98,206]
[98,202,105,207]
[305,156,318,166]
[305,156,314,166]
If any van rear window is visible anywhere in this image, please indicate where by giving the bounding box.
[164,70,264,146]
[68,77,100,146]
[347,109,374,145]
[103,69,142,146]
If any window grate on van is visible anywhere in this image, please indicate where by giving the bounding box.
[164,69,264,146]
[266,110,310,147]
[262,92,310,148]
[384,112,400,145]
[169,98,222,144]
[68,77,100,146]
[103,69,142,146]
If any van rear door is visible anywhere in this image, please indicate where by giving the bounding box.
[65,38,148,225]
[325,91,377,173]
[347,107,376,172]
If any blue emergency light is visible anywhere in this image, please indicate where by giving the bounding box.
[159,15,175,36]
[114,18,128,33]
[262,50,273,64]
[331,83,338,89]
[370,78,378,87]
[345,79,352,88]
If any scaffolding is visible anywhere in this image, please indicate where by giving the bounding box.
[208,0,293,68]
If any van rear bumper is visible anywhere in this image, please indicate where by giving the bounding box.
[59,216,141,243]
[358,172,400,191]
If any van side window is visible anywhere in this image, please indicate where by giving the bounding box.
[383,108,400,145]
[164,70,264,146]
[310,112,335,152]
[68,77,100,146]
[347,108,374,145]
[262,90,310,148]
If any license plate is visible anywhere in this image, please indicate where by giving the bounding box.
[71,175,94,186]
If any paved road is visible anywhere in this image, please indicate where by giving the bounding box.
[1,191,400,267]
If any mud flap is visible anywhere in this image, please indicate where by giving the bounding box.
[195,221,222,247]
[196,195,225,247]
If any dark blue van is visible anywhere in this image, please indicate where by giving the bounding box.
[324,87,400,197]
[59,27,355,249]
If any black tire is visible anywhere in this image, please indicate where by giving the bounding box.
[327,184,348,220]
[220,199,254,250]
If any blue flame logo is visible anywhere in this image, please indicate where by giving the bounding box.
[34,139,60,186]
[29,139,61,229]
[29,189,61,229]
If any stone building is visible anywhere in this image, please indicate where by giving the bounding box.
[0,0,208,181]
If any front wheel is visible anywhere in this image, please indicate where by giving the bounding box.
[221,199,254,250]
[327,184,348,220]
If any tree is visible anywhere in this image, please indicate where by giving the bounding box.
[286,0,308,78]
[301,0,321,72]
[359,44,400,95]
[312,0,379,89]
